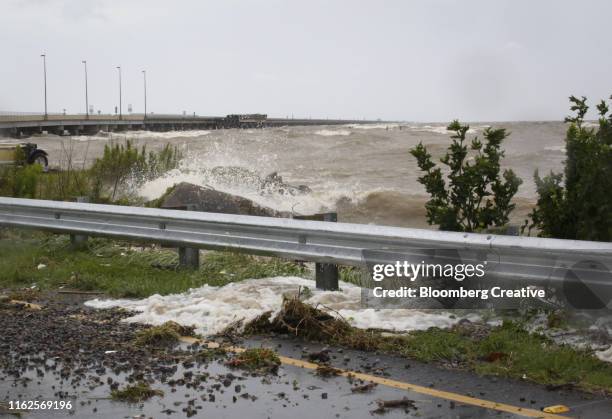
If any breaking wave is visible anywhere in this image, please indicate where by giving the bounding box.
[314,129,352,136]
[408,124,490,135]
[137,163,435,226]
[343,123,489,134]
[345,123,401,130]
[138,164,533,228]
[72,129,211,142]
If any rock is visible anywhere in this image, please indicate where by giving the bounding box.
[160,182,290,217]
[261,172,311,196]
[209,167,311,197]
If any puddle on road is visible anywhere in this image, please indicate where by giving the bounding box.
[1,348,451,419]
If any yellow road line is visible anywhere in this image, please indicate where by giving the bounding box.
[180,337,569,419]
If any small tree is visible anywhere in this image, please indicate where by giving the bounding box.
[527,95,612,241]
[89,140,182,201]
[410,120,522,232]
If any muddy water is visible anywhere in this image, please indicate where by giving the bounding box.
[28,121,570,228]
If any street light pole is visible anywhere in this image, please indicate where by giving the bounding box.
[82,60,89,118]
[142,70,147,119]
[41,54,47,120]
[116,66,122,120]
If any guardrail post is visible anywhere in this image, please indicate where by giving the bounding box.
[316,213,339,291]
[178,204,200,269]
[70,197,89,248]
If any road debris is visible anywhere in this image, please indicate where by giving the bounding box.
[371,397,417,414]
[134,321,196,347]
[351,382,378,393]
[315,364,342,377]
[225,348,281,374]
[542,404,570,414]
[111,382,164,403]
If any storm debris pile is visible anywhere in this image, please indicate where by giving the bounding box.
[243,295,381,351]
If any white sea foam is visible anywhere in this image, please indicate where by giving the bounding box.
[525,312,612,363]
[345,123,400,130]
[409,125,488,135]
[596,346,612,363]
[85,276,481,336]
[71,129,211,142]
[85,276,612,363]
[315,129,351,137]
[344,123,487,134]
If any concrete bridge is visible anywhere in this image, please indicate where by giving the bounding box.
[0,113,379,138]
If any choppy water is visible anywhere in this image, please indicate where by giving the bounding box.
[32,121,570,228]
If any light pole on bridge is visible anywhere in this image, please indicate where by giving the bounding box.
[82,60,89,119]
[142,70,147,119]
[41,54,47,120]
[116,66,122,120]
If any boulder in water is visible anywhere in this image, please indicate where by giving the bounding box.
[261,171,312,196]
[159,182,290,217]
[209,166,311,197]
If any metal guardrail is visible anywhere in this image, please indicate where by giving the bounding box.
[1,197,611,291]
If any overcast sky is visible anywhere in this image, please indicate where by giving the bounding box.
[1,0,611,121]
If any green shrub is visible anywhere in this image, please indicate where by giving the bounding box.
[410,120,522,232]
[90,140,181,200]
[526,95,612,241]
[0,146,41,198]
[0,164,42,198]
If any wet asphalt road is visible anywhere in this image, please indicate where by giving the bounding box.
[3,336,612,418]
[1,296,611,418]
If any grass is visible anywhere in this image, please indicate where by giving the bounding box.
[111,382,164,403]
[471,322,612,392]
[396,324,612,393]
[0,230,306,298]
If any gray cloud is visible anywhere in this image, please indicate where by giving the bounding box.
[1,0,611,121]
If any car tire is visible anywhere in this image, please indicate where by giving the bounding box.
[30,152,49,173]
